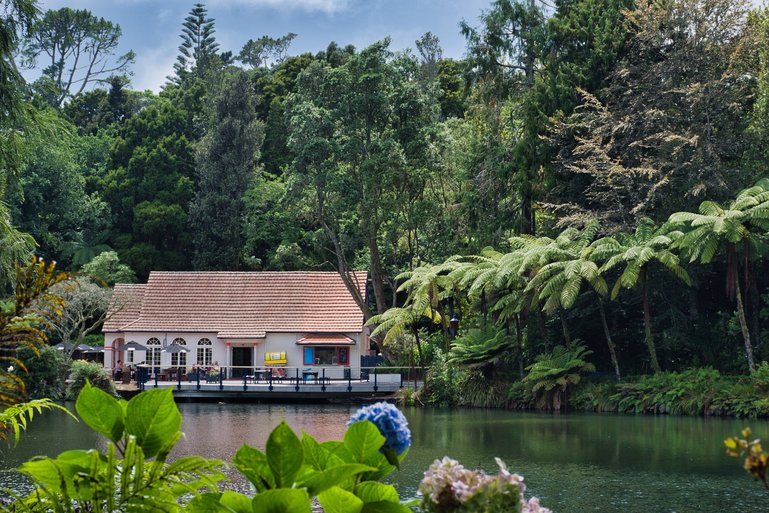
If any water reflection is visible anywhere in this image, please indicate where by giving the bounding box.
[1,403,768,512]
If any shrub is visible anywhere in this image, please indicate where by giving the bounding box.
[570,381,617,412]
[522,343,595,411]
[425,348,462,407]
[66,360,115,400]
[17,346,68,400]
[611,368,722,415]
[458,371,510,408]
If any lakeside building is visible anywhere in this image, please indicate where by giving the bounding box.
[102,271,369,380]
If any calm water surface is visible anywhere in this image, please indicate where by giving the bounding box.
[1,403,767,513]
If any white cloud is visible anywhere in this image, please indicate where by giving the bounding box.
[131,42,177,92]
[209,0,351,15]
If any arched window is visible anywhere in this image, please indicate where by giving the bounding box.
[171,337,187,367]
[146,337,161,367]
[197,338,212,367]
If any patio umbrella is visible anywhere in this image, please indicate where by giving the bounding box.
[53,342,69,351]
[116,341,147,351]
[162,343,189,353]
[84,346,105,353]
[75,343,94,352]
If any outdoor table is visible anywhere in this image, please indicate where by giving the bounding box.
[302,371,319,382]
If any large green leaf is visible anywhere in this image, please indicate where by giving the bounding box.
[124,388,182,459]
[296,463,376,496]
[342,421,385,464]
[76,381,125,442]
[20,449,95,489]
[252,488,311,513]
[318,486,363,513]
[266,421,303,487]
[233,444,275,492]
[355,482,399,503]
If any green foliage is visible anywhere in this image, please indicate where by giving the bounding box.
[80,250,136,285]
[0,259,68,406]
[448,324,513,370]
[0,399,74,445]
[522,343,596,411]
[16,346,67,400]
[193,413,410,512]
[425,348,461,407]
[65,360,115,400]
[190,70,264,270]
[9,384,225,512]
[457,371,510,408]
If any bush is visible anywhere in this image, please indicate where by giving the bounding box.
[611,368,723,415]
[66,360,115,400]
[424,348,462,407]
[17,346,68,400]
[457,371,510,408]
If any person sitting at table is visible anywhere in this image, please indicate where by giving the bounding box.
[114,360,123,381]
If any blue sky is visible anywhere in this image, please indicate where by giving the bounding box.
[35,0,491,92]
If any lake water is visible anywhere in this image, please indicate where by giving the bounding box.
[1,402,767,512]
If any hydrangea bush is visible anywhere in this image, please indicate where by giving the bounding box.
[419,456,552,513]
[348,401,412,455]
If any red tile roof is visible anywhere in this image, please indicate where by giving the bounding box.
[106,271,367,339]
[103,284,145,332]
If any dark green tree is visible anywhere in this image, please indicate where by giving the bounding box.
[190,70,264,270]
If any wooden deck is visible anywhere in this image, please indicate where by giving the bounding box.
[130,377,405,401]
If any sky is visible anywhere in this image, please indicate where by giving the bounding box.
[34,0,491,92]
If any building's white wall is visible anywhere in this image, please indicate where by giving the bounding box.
[105,331,365,378]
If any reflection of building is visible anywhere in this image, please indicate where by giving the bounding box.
[103,271,368,378]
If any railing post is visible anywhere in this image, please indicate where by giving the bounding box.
[219,368,224,391]
[243,371,248,391]
[268,368,273,392]
[196,370,201,391]
[347,367,352,392]
[373,370,378,392]
[177,366,182,391]
[154,367,158,389]
[295,368,300,392]
[321,368,326,392]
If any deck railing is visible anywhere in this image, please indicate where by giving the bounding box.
[132,364,424,392]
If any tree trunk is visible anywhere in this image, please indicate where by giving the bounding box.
[559,307,571,347]
[748,262,761,351]
[598,297,620,381]
[368,235,387,314]
[734,268,756,373]
[515,315,524,379]
[640,268,661,373]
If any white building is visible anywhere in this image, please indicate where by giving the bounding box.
[103,271,369,379]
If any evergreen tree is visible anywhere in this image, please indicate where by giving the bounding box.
[190,71,264,270]
[171,3,219,82]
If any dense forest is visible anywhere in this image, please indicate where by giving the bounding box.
[4,0,769,410]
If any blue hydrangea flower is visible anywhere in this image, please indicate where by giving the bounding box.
[348,401,411,455]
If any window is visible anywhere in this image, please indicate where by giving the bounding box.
[197,338,212,367]
[146,337,161,367]
[303,347,349,365]
[171,337,187,367]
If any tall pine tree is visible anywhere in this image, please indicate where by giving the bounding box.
[190,71,264,270]
[171,3,219,82]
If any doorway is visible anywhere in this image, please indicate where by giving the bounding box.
[231,346,253,378]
